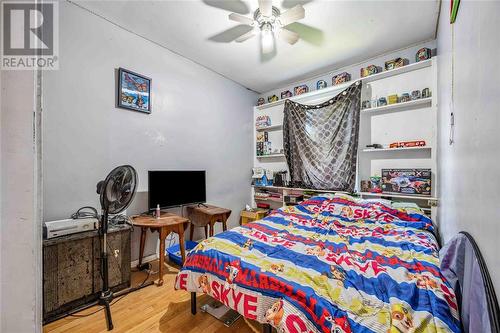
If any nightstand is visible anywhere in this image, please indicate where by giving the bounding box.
[240,209,269,225]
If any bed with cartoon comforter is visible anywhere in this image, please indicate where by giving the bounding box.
[175,194,461,333]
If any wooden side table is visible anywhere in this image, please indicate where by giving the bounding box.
[240,209,268,225]
[186,204,231,240]
[131,213,189,286]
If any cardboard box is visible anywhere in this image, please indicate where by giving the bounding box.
[381,168,431,195]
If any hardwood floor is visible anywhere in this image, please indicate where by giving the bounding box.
[43,260,261,333]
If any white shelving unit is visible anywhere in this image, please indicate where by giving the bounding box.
[252,57,438,221]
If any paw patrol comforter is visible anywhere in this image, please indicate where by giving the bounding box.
[175,194,461,333]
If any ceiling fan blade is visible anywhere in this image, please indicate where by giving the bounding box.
[284,22,324,46]
[235,30,256,42]
[280,28,299,45]
[228,12,254,25]
[281,0,312,9]
[278,4,305,26]
[202,0,250,14]
[208,25,254,43]
[259,0,273,17]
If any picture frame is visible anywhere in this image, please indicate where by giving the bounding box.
[117,68,151,113]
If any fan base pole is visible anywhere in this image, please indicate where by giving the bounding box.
[98,291,114,331]
[99,217,114,331]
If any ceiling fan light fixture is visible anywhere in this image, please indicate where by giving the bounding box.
[260,22,274,53]
[219,2,308,55]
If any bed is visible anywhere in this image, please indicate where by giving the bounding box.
[175,193,461,333]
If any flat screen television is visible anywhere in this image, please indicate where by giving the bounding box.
[148,170,206,210]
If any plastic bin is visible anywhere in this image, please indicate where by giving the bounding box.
[167,240,198,266]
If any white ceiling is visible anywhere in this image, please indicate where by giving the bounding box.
[75,0,440,93]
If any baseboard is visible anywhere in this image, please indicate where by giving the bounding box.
[130,253,158,268]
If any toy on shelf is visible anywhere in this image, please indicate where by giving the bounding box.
[284,194,303,206]
[387,94,399,105]
[332,72,351,85]
[268,95,279,103]
[257,202,271,209]
[369,176,382,193]
[384,57,409,70]
[256,142,263,156]
[255,115,271,129]
[360,65,382,78]
[416,48,432,62]
[252,167,273,186]
[273,170,287,187]
[361,100,371,109]
[263,142,272,155]
[257,97,265,106]
[389,140,426,148]
[316,80,327,90]
[281,90,293,99]
[422,88,431,98]
[381,168,431,195]
[366,144,383,149]
[411,90,421,100]
[378,97,387,106]
[294,85,309,95]
[360,180,371,192]
[400,93,411,103]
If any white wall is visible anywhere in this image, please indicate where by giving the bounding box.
[43,2,256,261]
[0,65,2,332]
[1,70,40,332]
[437,0,500,294]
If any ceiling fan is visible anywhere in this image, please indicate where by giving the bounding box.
[224,0,306,54]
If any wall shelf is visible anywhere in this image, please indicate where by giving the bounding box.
[252,185,349,194]
[256,154,285,159]
[361,97,432,115]
[362,146,431,153]
[256,124,283,132]
[253,186,437,202]
[254,196,283,203]
[359,191,437,201]
[255,59,433,111]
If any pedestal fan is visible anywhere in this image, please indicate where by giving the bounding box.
[95,165,138,330]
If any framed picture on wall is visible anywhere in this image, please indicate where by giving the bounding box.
[117,68,151,113]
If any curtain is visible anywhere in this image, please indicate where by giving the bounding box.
[283,81,361,191]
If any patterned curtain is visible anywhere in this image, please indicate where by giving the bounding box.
[283,81,361,191]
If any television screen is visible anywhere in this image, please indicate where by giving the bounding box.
[148,170,206,210]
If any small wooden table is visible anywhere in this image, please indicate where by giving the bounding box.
[132,213,189,286]
[186,204,231,240]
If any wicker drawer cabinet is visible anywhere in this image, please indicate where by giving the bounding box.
[43,224,131,323]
